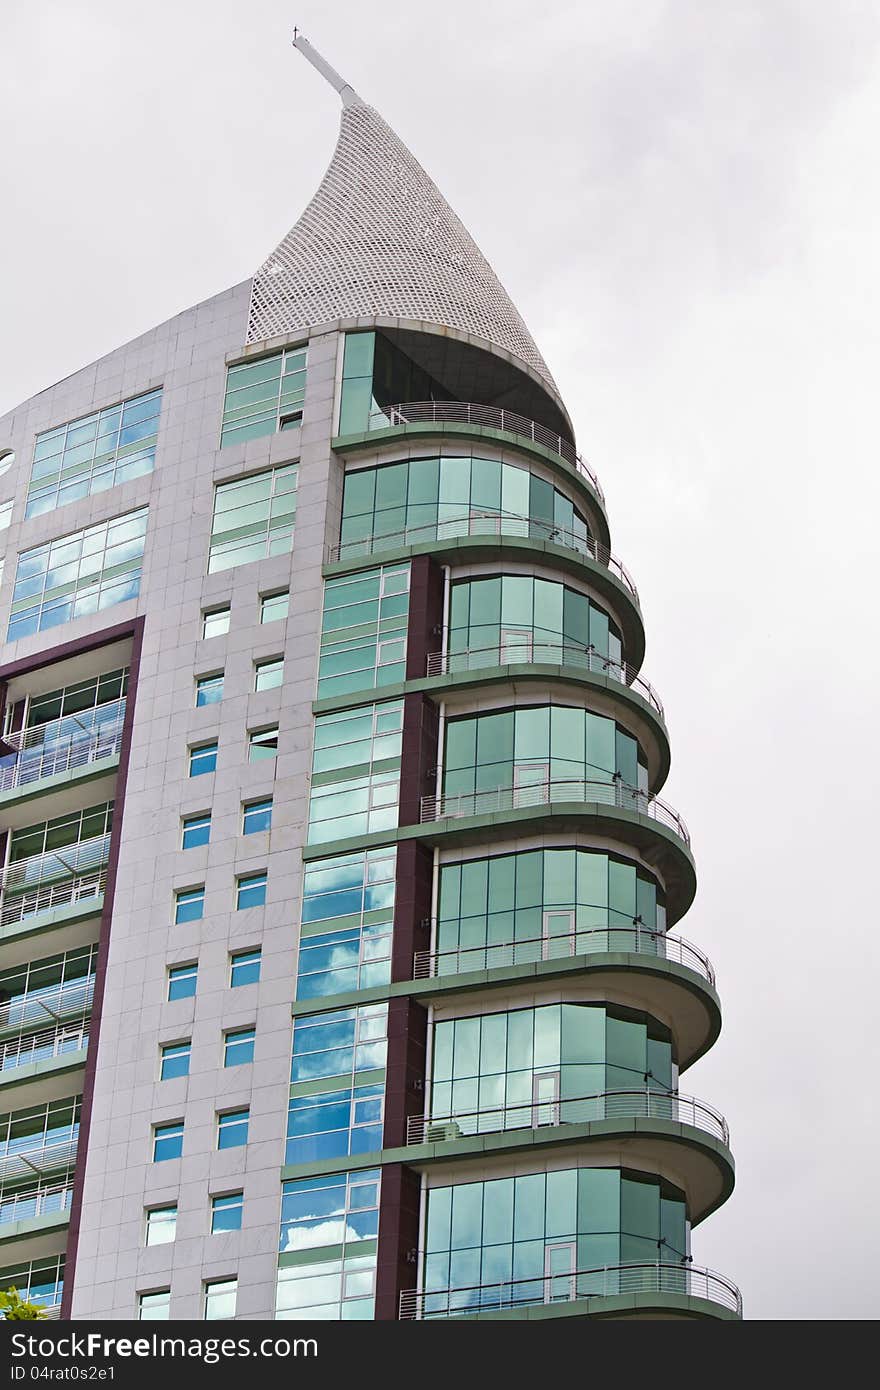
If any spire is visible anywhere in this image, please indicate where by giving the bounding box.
[246,34,558,392]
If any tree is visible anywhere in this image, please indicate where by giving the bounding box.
[0,1287,48,1319]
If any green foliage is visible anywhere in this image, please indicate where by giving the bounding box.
[0,1286,48,1319]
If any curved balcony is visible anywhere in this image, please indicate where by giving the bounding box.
[428,643,663,719]
[421,777,690,848]
[367,400,604,502]
[330,511,637,602]
[406,1087,729,1148]
[0,699,126,796]
[399,1261,742,1320]
[414,924,713,986]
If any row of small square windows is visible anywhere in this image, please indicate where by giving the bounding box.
[203,589,289,638]
[139,1277,238,1322]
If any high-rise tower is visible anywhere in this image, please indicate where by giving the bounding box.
[0,37,739,1322]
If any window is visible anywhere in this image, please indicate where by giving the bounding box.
[230,949,261,988]
[7,506,149,642]
[208,464,297,573]
[448,574,624,675]
[254,657,283,692]
[153,1122,183,1162]
[167,963,197,1001]
[204,1278,237,1321]
[236,872,267,910]
[175,886,205,925]
[160,1041,191,1080]
[217,1109,249,1150]
[189,741,218,777]
[275,1254,376,1321]
[195,673,224,707]
[242,798,272,835]
[8,802,113,887]
[280,1171,380,1254]
[0,945,97,1031]
[297,848,395,999]
[220,347,307,448]
[318,565,409,698]
[145,1206,177,1246]
[23,666,128,732]
[307,701,403,844]
[138,1289,170,1321]
[0,499,12,531]
[224,1028,255,1068]
[211,1193,243,1234]
[260,590,289,624]
[181,813,211,850]
[248,726,278,762]
[27,389,162,519]
[202,606,230,639]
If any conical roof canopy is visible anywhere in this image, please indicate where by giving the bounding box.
[247,36,557,392]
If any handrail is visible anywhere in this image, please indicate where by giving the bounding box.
[0,1179,74,1227]
[0,977,95,1034]
[406,1086,729,1147]
[329,510,638,602]
[0,868,106,930]
[427,643,663,718]
[399,1261,742,1319]
[2,833,112,896]
[421,777,690,847]
[0,707,125,793]
[0,1023,89,1074]
[366,400,604,502]
[413,923,714,986]
[0,1133,79,1182]
[3,697,126,754]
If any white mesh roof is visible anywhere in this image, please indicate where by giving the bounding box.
[247,89,557,392]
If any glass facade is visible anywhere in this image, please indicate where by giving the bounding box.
[297,848,395,1000]
[220,347,307,448]
[207,464,297,574]
[443,705,647,803]
[307,700,403,844]
[6,802,113,897]
[430,1002,675,1131]
[337,331,451,436]
[27,389,162,519]
[0,1098,80,1162]
[24,667,128,730]
[449,574,623,669]
[0,946,96,1030]
[423,1167,689,1314]
[276,1170,380,1320]
[317,564,409,699]
[7,507,148,641]
[287,1004,387,1165]
[339,455,590,559]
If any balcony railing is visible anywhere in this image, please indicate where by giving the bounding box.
[366,401,604,502]
[421,777,690,848]
[427,643,663,718]
[0,1132,79,1183]
[413,924,714,986]
[329,511,638,602]
[0,1023,89,1075]
[0,1179,74,1227]
[0,977,95,1033]
[1,832,111,930]
[399,1261,742,1319]
[0,699,126,794]
[406,1087,729,1147]
[0,868,107,931]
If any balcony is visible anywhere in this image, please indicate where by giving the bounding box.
[365,400,604,502]
[0,1022,89,1077]
[0,698,126,798]
[421,777,690,848]
[427,644,663,719]
[0,1179,73,1229]
[399,1261,742,1320]
[406,1087,729,1147]
[0,834,111,933]
[0,977,95,1033]
[329,511,637,602]
[0,1131,79,1183]
[413,924,714,986]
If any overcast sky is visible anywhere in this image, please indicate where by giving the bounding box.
[2,0,879,1320]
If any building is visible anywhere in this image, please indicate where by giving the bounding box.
[0,35,739,1322]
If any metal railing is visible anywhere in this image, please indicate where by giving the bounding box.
[0,868,107,931]
[0,1180,74,1227]
[427,643,663,718]
[0,699,126,794]
[406,1087,729,1147]
[0,977,95,1034]
[2,831,112,896]
[421,777,690,847]
[329,511,638,602]
[0,1023,89,1074]
[413,923,714,986]
[367,401,604,501]
[0,1133,79,1183]
[399,1261,742,1319]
